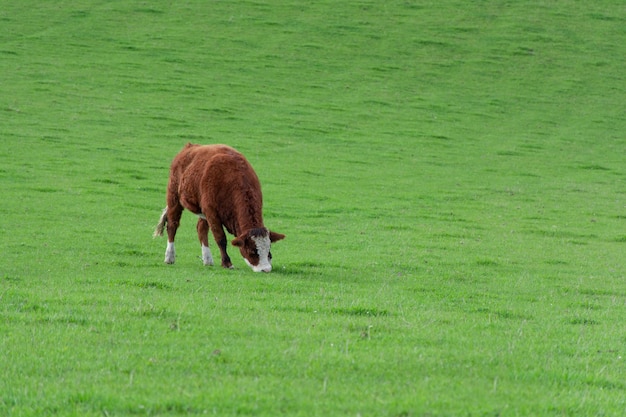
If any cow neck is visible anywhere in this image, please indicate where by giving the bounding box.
[232,187,264,236]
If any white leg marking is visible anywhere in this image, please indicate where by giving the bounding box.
[201,244,214,266]
[165,241,176,264]
[250,235,272,272]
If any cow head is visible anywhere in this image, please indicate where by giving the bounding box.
[232,228,285,272]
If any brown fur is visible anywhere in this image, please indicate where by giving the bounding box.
[155,143,284,269]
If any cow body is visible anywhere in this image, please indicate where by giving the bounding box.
[154,143,284,272]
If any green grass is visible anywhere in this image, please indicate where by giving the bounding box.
[1,1,625,416]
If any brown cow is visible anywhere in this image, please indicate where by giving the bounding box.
[153,143,285,272]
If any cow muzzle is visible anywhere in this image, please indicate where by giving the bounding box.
[245,259,272,273]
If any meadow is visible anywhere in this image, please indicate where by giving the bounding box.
[1,1,625,416]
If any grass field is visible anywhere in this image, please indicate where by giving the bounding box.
[1,1,625,416]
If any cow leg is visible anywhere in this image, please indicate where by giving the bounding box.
[210,226,233,269]
[164,203,183,264]
[202,211,233,269]
[196,218,214,266]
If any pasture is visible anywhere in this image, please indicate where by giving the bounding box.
[1,1,625,416]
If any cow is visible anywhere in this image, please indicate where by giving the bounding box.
[153,143,285,272]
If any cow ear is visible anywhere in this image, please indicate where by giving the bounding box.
[269,231,285,242]
[232,237,244,247]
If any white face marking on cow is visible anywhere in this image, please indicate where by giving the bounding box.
[248,234,272,272]
[165,241,176,264]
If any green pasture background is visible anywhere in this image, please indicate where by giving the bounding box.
[1,1,625,416]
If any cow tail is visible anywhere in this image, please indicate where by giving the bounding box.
[153,206,168,237]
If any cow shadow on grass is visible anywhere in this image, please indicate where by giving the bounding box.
[271,261,340,278]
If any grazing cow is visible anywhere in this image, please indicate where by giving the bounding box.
[153,143,285,272]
